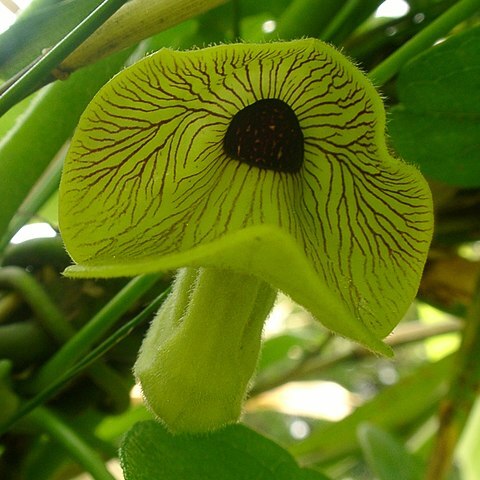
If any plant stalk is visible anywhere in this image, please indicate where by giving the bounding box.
[59,0,228,72]
[135,267,277,433]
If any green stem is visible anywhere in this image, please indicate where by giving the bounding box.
[252,319,461,396]
[26,274,161,393]
[135,267,277,433]
[0,0,128,116]
[232,0,241,39]
[0,292,21,323]
[29,406,115,480]
[272,0,344,40]
[0,287,169,435]
[321,0,381,44]
[369,0,480,86]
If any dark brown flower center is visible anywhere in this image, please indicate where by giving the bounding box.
[223,98,304,173]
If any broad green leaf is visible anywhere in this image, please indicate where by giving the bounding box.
[290,355,453,464]
[120,420,331,480]
[59,39,433,354]
[388,26,480,187]
[0,95,35,140]
[358,423,423,480]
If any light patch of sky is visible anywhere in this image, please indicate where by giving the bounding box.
[0,0,32,33]
[0,5,16,32]
[261,19,276,34]
[10,223,57,244]
[375,0,410,18]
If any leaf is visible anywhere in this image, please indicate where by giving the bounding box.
[59,39,432,354]
[119,420,331,480]
[358,423,423,480]
[388,26,480,187]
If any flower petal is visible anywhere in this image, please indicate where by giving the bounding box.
[59,39,433,350]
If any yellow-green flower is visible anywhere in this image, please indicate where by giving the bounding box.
[59,39,433,432]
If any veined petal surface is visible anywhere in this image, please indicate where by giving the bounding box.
[59,39,433,349]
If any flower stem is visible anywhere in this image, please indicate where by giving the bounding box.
[135,267,277,433]
[29,406,115,480]
[369,0,480,86]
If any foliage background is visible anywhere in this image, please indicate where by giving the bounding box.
[0,0,479,479]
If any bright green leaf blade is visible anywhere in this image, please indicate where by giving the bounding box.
[358,423,423,480]
[59,39,432,351]
[388,25,480,187]
[120,420,331,480]
[388,110,480,187]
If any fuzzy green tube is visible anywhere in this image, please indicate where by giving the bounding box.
[134,267,277,433]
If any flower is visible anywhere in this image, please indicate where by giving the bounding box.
[59,39,433,431]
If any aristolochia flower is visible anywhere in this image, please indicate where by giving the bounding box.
[59,39,433,432]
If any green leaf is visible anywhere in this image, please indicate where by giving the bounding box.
[388,26,480,187]
[120,420,331,480]
[358,423,423,480]
[59,39,433,354]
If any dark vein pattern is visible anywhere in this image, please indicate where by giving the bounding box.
[59,39,433,337]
